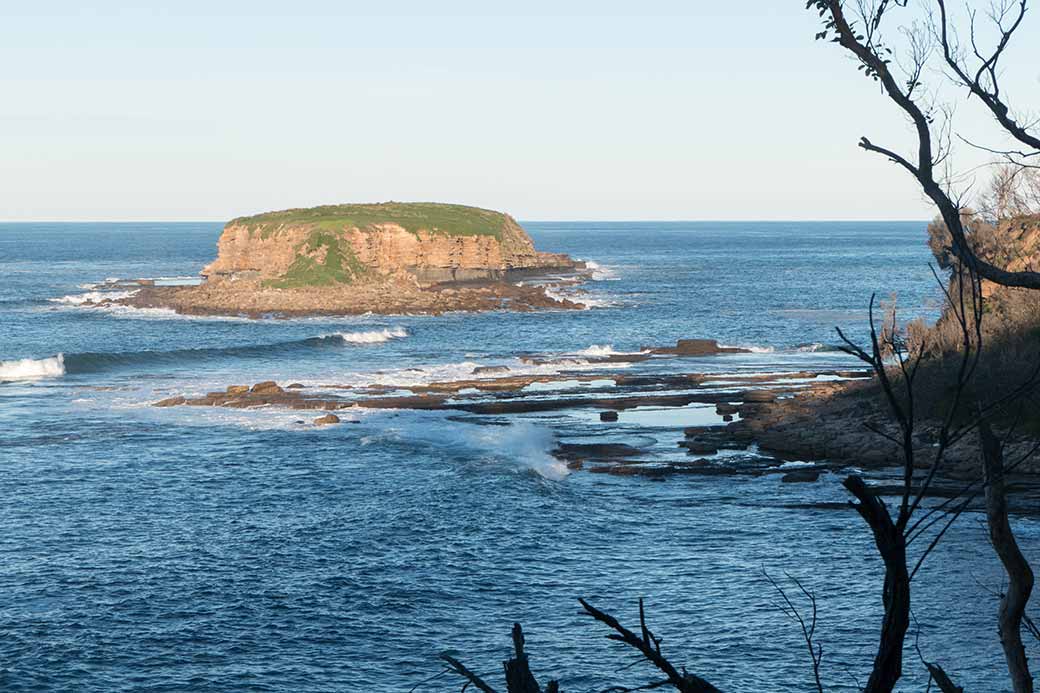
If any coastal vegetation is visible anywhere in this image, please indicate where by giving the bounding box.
[230,201,509,240]
[262,230,368,288]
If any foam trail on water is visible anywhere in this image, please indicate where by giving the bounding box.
[328,327,409,344]
[0,354,66,380]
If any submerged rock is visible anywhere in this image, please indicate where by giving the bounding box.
[781,469,822,483]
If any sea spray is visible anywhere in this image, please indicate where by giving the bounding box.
[462,422,569,480]
[0,354,66,380]
[581,259,620,281]
[374,414,568,480]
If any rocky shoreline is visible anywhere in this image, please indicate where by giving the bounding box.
[114,274,589,318]
[146,336,1040,492]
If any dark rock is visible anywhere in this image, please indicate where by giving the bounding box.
[251,381,284,395]
[599,411,619,422]
[781,469,822,483]
[647,339,750,356]
[680,439,720,455]
[314,413,341,425]
[287,383,305,389]
[554,442,642,460]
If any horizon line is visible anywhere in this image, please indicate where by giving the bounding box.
[0,217,931,224]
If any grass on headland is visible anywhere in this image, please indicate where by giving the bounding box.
[232,202,509,241]
[262,230,368,288]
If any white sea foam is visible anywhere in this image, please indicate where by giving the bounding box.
[50,289,139,305]
[0,354,66,380]
[462,422,569,479]
[720,343,775,354]
[573,344,647,357]
[314,351,635,391]
[795,342,838,353]
[582,259,620,281]
[328,327,409,344]
[778,460,817,469]
[544,286,619,310]
[576,295,619,309]
[377,416,568,480]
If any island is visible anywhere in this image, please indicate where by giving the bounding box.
[118,202,586,316]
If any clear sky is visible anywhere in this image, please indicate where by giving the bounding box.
[2,1,1037,221]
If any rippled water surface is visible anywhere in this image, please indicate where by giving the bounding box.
[0,221,1032,691]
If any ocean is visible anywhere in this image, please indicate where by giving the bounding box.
[0,221,1029,691]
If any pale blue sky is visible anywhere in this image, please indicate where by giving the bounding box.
[2,1,1037,221]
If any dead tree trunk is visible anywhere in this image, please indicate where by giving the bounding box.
[982,421,1035,693]
[440,622,558,693]
[503,623,550,693]
[844,475,910,693]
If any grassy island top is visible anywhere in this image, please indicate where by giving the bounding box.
[230,202,510,240]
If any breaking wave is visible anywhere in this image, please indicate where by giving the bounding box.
[794,342,843,353]
[377,416,568,480]
[0,354,66,380]
[544,286,619,310]
[50,290,139,305]
[324,327,408,344]
[720,343,776,354]
[573,345,646,357]
[9,331,411,377]
[582,259,620,281]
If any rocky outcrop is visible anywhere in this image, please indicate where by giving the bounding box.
[201,202,579,287]
[647,339,750,356]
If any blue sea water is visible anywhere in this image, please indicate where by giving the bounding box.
[0,221,1032,691]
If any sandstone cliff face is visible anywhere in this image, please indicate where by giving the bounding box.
[202,204,577,287]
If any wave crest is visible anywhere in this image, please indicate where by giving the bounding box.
[0,354,66,380]
[325,327,409,344]
[50,290,139,305]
